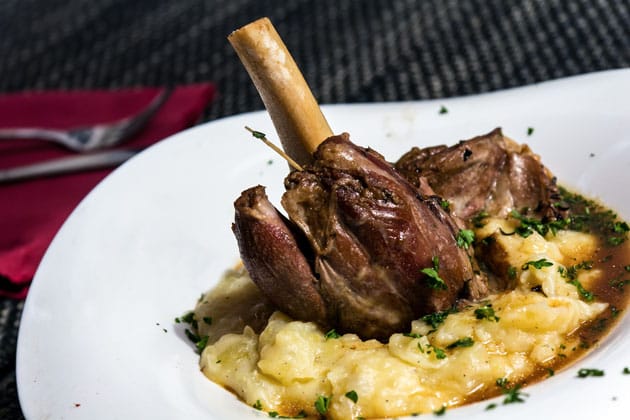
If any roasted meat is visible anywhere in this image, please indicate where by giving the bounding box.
[234,134,485,340]
[395,128,564,223]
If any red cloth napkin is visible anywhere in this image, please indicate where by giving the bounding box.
[0,84,216,298]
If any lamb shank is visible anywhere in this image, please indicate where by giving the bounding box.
[228,18,565,341]
[234,133,486,340]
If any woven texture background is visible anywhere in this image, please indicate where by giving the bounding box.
[1,0,629,418]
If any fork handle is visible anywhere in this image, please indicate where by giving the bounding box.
[0,127,70,142]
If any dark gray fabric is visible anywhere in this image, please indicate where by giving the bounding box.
[1,0,629,418]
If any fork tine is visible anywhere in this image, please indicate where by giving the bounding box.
[109,87,174,140]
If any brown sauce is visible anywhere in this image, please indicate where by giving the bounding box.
[466,186,630,405]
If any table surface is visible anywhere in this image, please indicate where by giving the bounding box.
[1,0,629,418]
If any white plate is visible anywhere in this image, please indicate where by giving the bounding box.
[17,69,630,420]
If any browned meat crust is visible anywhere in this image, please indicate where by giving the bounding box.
[395,128,564,223]
[234,134,484,340]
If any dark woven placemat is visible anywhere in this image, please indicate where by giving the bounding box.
[1,0,629,418]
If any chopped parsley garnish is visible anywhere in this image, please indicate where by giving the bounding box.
[568,278,594,301]
[502,384,527,404]
[440,199,451,210]
[608,236,626,246]
[439,105,448,114]
[547,368,555,377]
[404,332,423,339]
[314,395,330,415]
[623,367,630,374]
[521,258,553,270]
[557,262,595,301]
[471,210,489,228]
[613,221,630,233]
[179,311,197,328]
[559,187,629,245]
[422,256,447,290]
[509,209,568,238]
[577,368,605,378]
[268,411,306,419]
[527,127,534,136]
[610,277,630,291]
[249,129,267,139]
[421,308,457,330]
[434,405,447,415]
[446,337,474,349]
[557,261,593,280]
[495,377,508,387]
[507,266,517,280]
[432,346,447,359]
[496,378,528,404]
[184,328,209,354]
[184,328,199,344]
[456,229,475,249]
[196,335,209,353]
[485,403,497,410]
[253,400,263,410]
[345,390,358,403]
[203,316,213,325]
[324,329,341,340]
[474,304,500,322]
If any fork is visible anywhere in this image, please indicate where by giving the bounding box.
[0,87,172,152]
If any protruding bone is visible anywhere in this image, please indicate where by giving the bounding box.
[228,17,333,167]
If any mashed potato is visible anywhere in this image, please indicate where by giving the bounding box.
[193,219,608,419]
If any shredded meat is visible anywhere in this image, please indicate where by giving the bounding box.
[395,128,565,223]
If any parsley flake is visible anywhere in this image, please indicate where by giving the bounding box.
[421,308,456,330]
[422,256,447,290]
[314,395,330,415]
[434,405,447,415]
[577,368,605,378]
[471,210,489,228]
[474,304,500,322]
[439,105,448,114]
[447,337,474,349]
[496,378,528,404]
[249,129,266,139]
[507,266,517,280]
[345,390,358,403]
[196,335,209,353]
[509,209,568,238]
[432,346,447,359]
[456,229,475,249]
[521,258,553,270]
[324,329,341,340]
